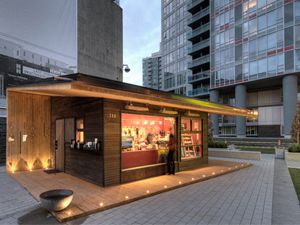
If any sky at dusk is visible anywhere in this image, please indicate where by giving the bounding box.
[0,0,161,86]
[121,0,161,85]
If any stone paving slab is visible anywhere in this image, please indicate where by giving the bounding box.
[0,155,277,225]
[9,160,250,222]
[272,159,300,225]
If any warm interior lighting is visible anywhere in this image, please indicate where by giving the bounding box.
[67,211,72,216]
[202,175,206,178]
[192,177,195,181]
[221,170,224,172]
[159,108,178,115]
[146,190,150,194]
[178,181,182,184]
[125,104,149,112]
[228,168,231,170]
[125,196,129,199]
[235,166,238,168]
[164,185,168,188]
[212,172,216,175]
[99,202,104,207]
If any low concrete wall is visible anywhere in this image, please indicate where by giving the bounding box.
[285,151,300,161]
[208,148,261,160]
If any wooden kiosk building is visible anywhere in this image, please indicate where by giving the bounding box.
[6,74,256,186]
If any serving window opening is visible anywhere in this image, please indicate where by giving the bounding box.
[121,113,176,170]
[181,117,203,160]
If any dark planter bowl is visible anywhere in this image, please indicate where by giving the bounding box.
[39,189,73,212]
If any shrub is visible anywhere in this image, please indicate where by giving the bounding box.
[208,140,228,148]
[288,143,300,153]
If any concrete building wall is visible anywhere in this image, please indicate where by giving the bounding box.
[77,0,123,81]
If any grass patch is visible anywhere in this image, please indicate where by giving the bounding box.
[239,146,275,154]
[289,168,300,202]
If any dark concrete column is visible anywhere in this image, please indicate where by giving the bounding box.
[235,84,246,137]
[209,90,219,137]
[283,75,298,138]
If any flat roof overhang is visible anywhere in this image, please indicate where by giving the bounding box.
[6,74,257,119]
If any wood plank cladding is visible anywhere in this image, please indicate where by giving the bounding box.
[103,99,121,186]
[51,97,103,186]
[6,91,51,172]
[121,164,166,183]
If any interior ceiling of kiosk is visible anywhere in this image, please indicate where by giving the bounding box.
[9,81,257,118]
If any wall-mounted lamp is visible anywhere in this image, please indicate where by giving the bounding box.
[8,137,14,142]
[185,111,200,117]
[125,103,149,112]
[160,108,178,115]
[22,135,28,142]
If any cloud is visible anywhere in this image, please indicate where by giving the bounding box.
[120,0,161,86]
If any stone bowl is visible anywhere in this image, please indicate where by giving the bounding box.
[39,189,73,212]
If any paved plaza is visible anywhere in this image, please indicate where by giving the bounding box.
[0,155,300,225]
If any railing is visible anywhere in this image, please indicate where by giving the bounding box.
[187,0,207,11]
[187,8,209,25]
[188,55,210,69]
[187,86,209,97]
[188,71,210,83]
[187,23,210,40]
[187,39,210,54]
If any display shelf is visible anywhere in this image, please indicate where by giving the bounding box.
[181,134,196,158]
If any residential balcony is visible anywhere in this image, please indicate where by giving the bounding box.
[187,23,210,40]
[188,55,210,69]
[187,0,206,11]
[187,86,209,97]
[187,39,209,55]
[187,7,209,25]
[188,71,210,84]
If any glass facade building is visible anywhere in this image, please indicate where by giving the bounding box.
[143,51,162,90]
[209,0,300,137]
[161,0,192,95]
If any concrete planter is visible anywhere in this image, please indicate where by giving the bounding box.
[208,148,261,160]
[40,189,73,212]
[285,151,300,161]
[275,147,285,159]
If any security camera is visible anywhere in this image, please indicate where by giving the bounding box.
[124,67,130,73]
[123,64,130,73]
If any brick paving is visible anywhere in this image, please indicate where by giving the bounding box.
[0,155,282,225]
